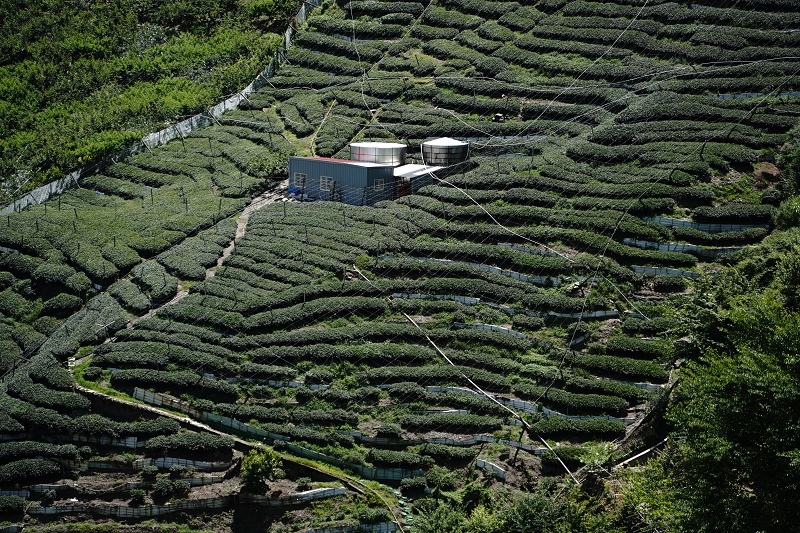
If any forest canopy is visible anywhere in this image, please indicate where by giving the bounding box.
[0,0,294,202]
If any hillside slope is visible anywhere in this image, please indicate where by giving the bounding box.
[0,0,298,201]
[1,0,800,531]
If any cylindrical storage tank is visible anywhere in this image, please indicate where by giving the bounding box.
[422,138,469,166]
[350,142,407,166]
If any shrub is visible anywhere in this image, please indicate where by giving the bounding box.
[0,441,82,462]
[0,458,60,484]
[418,443,478,462]
[651,276,689,293]
[602,335,666,359]
[776,196,800,228]
[400,476,427,495]
[129,488,146,505]
[152,477,176,500]
[0,495,25,514]
[109,279,151,314]
[131,261,178,304]
[172,479,191,498]
[42,292,84,317]
[82,366,103,381]
[145,431,234,460]
[240,448,283,494]
[693,204,775,223]
[531,417,626,441]
[355,506,390,524]
[366,449,433,469]
[425,464,458,490]
[141,464,159,478]
[375,424,403,439]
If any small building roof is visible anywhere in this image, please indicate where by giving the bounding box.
[292,156,392,168]
[394,164,442,179]
[422,137,469,147]
[350,142,407,149]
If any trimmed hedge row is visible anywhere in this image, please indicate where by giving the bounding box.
[417,442,479,461]
[430,89,609,124]
[6,374,91,411]
[513,382,629,415]
[308,16,405,39]
[110,369,239,402]
[531,416,625,441]
[250,342,435,366]
[343,1,425,16]
[401,413,504,433]
[108,279,151,314]
[669,225,769,245]
[95,340,238,375]
[597,335,667,359]
[439,0,520,18]
[367,448,433,469]
[566,353,669,382]
[145,431,234,460]
[0,458,60,484]
[693,204,775,223]
[0,441,85,462]
[294,32,384,63]
[422,6,484,29]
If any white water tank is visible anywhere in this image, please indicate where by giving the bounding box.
[350,142,406,166]
[422,137,469,166]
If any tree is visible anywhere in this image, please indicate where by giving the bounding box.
[649,292,800,532]
[240,448,283,494]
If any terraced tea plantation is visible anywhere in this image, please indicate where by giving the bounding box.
[1,0,799,530]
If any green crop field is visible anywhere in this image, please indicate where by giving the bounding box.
[1,0,800,531]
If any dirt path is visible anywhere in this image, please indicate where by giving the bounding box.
[123,184,287,331]
[206,186,286,280]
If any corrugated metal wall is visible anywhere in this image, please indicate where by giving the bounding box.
[288,157,395,205]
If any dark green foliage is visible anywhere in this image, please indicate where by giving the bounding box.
[440,0,519,17]
[514,382,629,415]
[652,275,689,293]
[0,458,60,484]
[308,16,404,39]
[108,279,151,314]
[131,261,178,304]
[401,413,504,433]
[399,476,427,495]
[0,1,284,197]
[366,448,434,469]
[422,6,484,29]
[567,352,669,382]
[129,488,146,505]
[38,294,127,358]
[6,373,91,411]
[693,204,775,223]
[0,441,83,462]
[151,477,177,500]
[291,408,358,427]
[600,335,666,359]
[344,1,424,16]
[418,443,478,462]
[0,495,25,514]
[540,445,586,471]
[531,417,626,441]
[41,292,83,317]
[111,369,238,402]
[145,431,234,460]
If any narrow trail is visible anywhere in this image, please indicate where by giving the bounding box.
[206,184,287,280]
[124,183,287,331]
